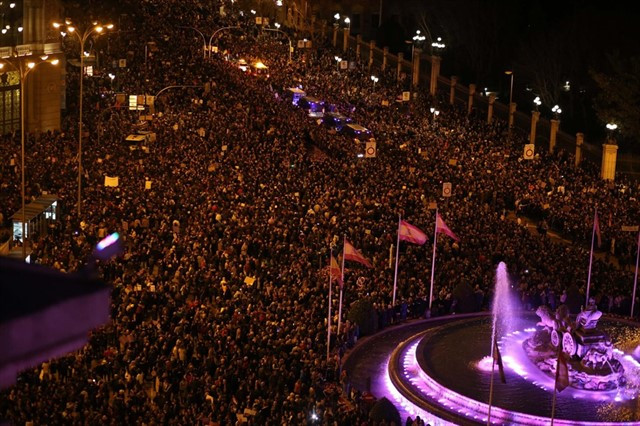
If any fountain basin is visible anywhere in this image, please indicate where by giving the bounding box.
[388,315,640,425]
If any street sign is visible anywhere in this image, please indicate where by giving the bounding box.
[524,144,535,160]
[442,182,452,197]
[365,141,377,158]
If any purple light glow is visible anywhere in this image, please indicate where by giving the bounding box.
[388,328,640,425]
[96,232,119,251]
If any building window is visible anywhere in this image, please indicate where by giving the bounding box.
[0,70,20,135]
[371,14,380,28]
[352,14,361,29]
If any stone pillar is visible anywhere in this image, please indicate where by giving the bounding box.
[397,52,404,81]
[429,55,441,96]
[530,111,540,144]
[508,102,517,129]
[343,28,349,52]
[369,41,375,69]
[549,119,560,153]
[332,26,338,47]
[382,47,388,70]
[356,35,362,59]
[487,93,496,124]
[449,76,457,105]
[601,142,618,181]
[412,48,421,88]
[575,133,584,166]
[468,84,476,115]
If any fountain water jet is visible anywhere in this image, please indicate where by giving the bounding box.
[491,262,518,354]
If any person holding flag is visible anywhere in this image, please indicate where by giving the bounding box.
[429,210,460,312]
[326,250,342,362]
[393,216,428,305]
[337,238,372,337]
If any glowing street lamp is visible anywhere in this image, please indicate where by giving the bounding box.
[431,36,445,53]
[552,104,562,118]
[274,22,281,29]
[335,56,342,71]
[371,75,379,88]
[53,20,114,217]
[606,123,618,142]
[334,13,340,21]
[533,96,541,111]
[344,17,351,30]
[0,56,59,260]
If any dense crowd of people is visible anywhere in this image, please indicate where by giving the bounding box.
[1,0,639,424]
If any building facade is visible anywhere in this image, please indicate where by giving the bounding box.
[0,0,63,135]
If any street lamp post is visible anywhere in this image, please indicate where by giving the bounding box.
[505,70,514,134]
[606,123,618,142]
[0,56,59,260]
[54,20,114,218]
[371,75,379,89]
[263,27,292,63]
[505,71,514,106]
[208,26,240,58]
[411,30,426,87]
[335,56,342,71]
[411,30,425,63]
[178,26,207,59]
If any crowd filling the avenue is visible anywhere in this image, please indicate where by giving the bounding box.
[1,0,639,424]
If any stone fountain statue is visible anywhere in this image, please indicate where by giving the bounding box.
[524,303,625,390]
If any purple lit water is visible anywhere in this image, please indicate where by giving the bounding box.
[491,262,518,355]
[416,317,640,423]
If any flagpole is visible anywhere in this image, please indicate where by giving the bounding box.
[631,231,640,319]
[392,215,401,306]
[338,236,346,337]
[487,329,496,425]
[550,346,562,425]
[586,209,597,307]
[429,209,438,311]
[327,249,333,362]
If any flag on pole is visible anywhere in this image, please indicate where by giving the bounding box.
[399,220,428,245]
[436,213,460,241]
[594,211,602,248]
[344,239,372,268]
[555,351,570,392]
[329,255,343,285]
[493,340,506,384]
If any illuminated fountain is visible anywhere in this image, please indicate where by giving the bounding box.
[385,262,640,425]
[524,304,625,391]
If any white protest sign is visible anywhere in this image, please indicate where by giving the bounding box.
[104,176,119,187]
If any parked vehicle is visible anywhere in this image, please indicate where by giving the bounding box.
[322,112,351,131]
[341,123,372,141]
[298,96,325,117]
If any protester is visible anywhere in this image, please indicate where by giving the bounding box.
[1,0,637,424]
